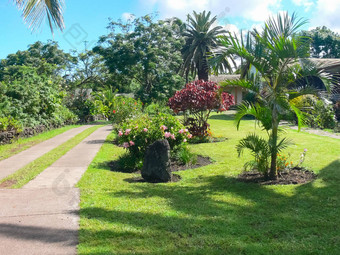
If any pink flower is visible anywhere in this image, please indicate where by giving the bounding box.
[143,128,148,132]
[135,125,138,129]
[164,132,171,138]
[304,148,308,152]
[125,129,131,135]
[187,134,193,139]
[178,129,184,134]
[184,129,189,133]
[123,142,129,148]
[129,141,135,146]
[183,139,187,143]
[160,125,168,131]
[170,134,176,140]
[118,131,123,136]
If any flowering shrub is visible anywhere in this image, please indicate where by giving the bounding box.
[168,80,234,137]
[117,113,191,161]
[111,96,143,124]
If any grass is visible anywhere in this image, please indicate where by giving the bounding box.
[0,125,102,189]
[77,112,340,255]
[0,125,80,161]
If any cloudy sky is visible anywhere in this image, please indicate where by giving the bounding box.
[1,0,340,59]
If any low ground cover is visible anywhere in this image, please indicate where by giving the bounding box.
[77,112,340,254]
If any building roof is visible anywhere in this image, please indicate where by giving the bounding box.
[209,74,241,83]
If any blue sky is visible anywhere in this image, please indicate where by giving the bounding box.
[1,0,340,59]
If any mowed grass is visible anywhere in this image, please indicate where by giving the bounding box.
[77,112,340,255]
[0,125,102,189]
[0,125,80,161]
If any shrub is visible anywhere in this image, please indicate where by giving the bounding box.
[291,95,336,129]
[111,96,143,124]
[116,113,191,166]
[144,102,173,116]
[168,80,234,137]
[0,117,22,133]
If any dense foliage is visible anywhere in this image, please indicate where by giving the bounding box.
[94,14,185,102]
[169,80,234,137]
[116,113,191,167]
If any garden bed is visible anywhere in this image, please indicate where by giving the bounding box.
[238,167,317,185]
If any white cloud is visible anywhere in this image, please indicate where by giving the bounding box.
[141,0,281,23]
[310,0,340,33]
[292,0,314,12]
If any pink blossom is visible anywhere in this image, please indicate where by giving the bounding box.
[129,141,135,146]
[187,134,193,139]
[304,148,308,152]
[118,131,123,136]
[164,132,171,138]
[123,142,129,148]
[183,139,187,143]
[178,129,184,134]
[160,125,168,131]
[170,134,176,140]
[125,129,131,135]
[135,126,138,129]
[143,128,148,132]
[184,129,189,133]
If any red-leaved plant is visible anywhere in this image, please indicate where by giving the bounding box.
[168,80,234,137]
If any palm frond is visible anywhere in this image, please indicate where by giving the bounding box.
[15,0,64,33]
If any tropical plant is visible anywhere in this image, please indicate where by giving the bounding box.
[182,11,228,81]
[217,12,334,179]
[168,80,234,138]
[14,0,64,33]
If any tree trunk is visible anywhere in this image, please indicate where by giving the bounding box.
[197,56,209,81]
[269,109,278,180]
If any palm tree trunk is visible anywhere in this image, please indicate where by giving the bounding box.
[269,109,278,179]
[197,57,209,81]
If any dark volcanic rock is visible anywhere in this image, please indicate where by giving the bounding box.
[142,139,172,182]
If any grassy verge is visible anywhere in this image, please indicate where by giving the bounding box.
[0,125,80,161]
[78,113,340,255]
[0,125,102,189]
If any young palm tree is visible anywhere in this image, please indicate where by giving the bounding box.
[218,13,334,179]
[14,0,64,33]
[182,11,228,81]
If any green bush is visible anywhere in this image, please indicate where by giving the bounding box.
[0,117,22,133]
[144,102,173,116]
[111,96,143,124]
[116,113,192,166]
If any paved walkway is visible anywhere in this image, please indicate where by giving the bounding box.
[0,125,92,181]
[0,125,112,255]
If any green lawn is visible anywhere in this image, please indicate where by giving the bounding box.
[0,125,80,161]
[78,112,340,255]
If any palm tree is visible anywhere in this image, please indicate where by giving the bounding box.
[217,13,334,179]
[14,0,64,33]
[182,11,228,81]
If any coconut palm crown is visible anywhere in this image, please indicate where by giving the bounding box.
[217,12,335,179]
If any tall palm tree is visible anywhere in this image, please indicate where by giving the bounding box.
[14,0,64,33]
[182,11,228,81]
[217,13,335,179]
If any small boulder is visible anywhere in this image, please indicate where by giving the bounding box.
[142,139,172,182]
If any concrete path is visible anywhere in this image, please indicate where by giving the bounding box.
[0,125,92,181]
[0,125,112,255]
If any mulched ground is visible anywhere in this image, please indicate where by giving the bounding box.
[110,155,213,183]
[238,167,317,185]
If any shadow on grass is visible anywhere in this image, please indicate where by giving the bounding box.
[79,160,340,254]
[209,113,255,121]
